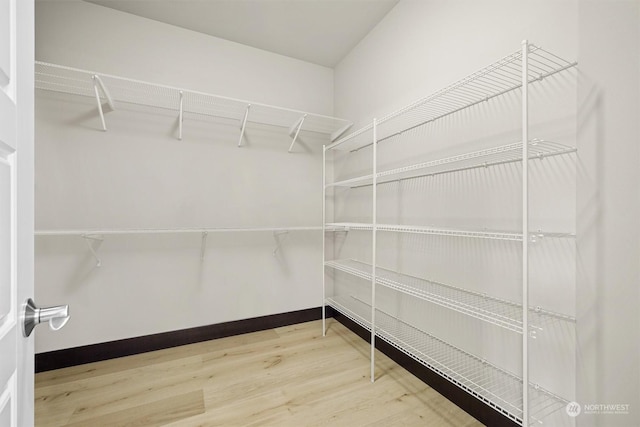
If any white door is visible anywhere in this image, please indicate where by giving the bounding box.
[0,0,34,425]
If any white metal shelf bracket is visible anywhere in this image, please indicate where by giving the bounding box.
[288,114,307,153]
[94,75,115,111]
[528,325,541,339]
[272,230,289,255]
[238,104,251,147]
[178,90,184,140]
[91,75,115,132]
[92,76,107,131]
[81,234,104,267]
[330,122,353,142]
[200,231,208,262]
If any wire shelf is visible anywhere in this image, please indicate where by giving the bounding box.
[325,222,375,232]
[35,61,352,138]
[326,139,576,188]
[326,296,372,332]
[325,259,575,334]
[327,45,576,151]
[325,222,574,241]
[35,226,329,236]
[326,295,569,425]
[325,173,374,188]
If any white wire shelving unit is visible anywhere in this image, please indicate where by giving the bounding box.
[35,61,352,151]
[325,295,568,425]
[321,41,577,426]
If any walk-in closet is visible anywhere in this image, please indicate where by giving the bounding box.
[0,1,637,426]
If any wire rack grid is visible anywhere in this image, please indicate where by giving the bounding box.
[325,222,575,241]
[325,259,575,334]
[326,140,576,188]
[327,45,576,151]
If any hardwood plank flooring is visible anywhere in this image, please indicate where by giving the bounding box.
[35,319,483,426]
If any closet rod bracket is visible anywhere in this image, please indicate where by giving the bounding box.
[200,231,208,262]
[273,230,289,255]
[81,234,104,267]
[91,75,115,132]
[178,90,184,140]
[92,76,107,131]
[238,104,251,147]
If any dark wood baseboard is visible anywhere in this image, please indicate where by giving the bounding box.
[36,305,515,426]
[35,307,323,373]
[331,311,519,427]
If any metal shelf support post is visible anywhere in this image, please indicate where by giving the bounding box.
[521,39,530,426]
[371,118,378,383]
[322,145,327,336]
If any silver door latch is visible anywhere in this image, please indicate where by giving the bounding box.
[23,298,70,337]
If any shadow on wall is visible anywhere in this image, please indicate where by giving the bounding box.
[575,78,605,424]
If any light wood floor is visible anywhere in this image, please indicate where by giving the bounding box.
[35,319,483,426]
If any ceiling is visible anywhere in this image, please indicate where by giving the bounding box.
[84,0,400,68]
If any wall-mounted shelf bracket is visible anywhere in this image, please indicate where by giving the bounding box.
[272,230,289,255]
[94,75,115,111]
[288,114,307,153]
[92,76,107,131]
[329,225,350,233]
[178,90,184,140]
[81,234,104,267]
[330,122,353,142]
[200,231,208,262]
[529,230,546,243]
[238,104,251,147]
[91,75,115,132]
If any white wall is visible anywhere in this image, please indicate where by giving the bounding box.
[35,1,333,113]
[34,1,335,352]
[334,0,578,128]
[332,1,579,426]
[576,1,640,426]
